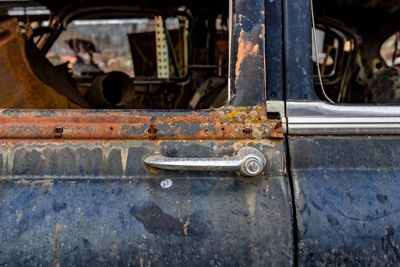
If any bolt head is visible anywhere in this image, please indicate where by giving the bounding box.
[244,158,262,175]
[237,147,267,177]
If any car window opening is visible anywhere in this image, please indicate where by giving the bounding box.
[312,0,400,104]
[0,0,230,109]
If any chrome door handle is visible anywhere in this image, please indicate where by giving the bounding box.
[144,146,267,177]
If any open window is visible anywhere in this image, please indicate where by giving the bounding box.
[311,0,400,104]
[0,0,232,109]
[312,23,356,102]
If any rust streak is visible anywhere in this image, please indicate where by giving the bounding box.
[148,125,158,140]
[271,122,284,139]
[0,105,283,140]
[235,30,260,81]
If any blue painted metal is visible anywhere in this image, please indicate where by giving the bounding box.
[284,0,400,265]
[289,137,400,265]
[230,0,267,105]
[266,0,284,101]
[0,140,293,265]
[283,0,319,101]
[0,0,295,265]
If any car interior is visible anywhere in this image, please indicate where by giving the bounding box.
[0,0,229,109]
[0,0,398,109]
[312,0,400,104]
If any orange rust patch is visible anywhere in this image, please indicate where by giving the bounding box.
[271,122,284,139]
[148,124,158,140]
[0,105,283,140]
[235,30,260,81]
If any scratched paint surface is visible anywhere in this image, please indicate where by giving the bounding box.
[0,140,293,265]
[230,0,266,106]
[0,140,285,179]
[290,137,400,265]
[0,0,293,264]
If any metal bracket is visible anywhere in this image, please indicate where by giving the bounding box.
[267,100,287,133]
[155,16,169,78]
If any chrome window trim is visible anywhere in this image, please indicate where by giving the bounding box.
[286,101,400,135]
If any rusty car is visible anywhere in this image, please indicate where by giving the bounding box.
[0,0,398,265]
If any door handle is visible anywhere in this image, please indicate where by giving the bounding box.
[144,146,267,177]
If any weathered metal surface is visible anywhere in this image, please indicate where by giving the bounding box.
[0,140,283,178]
[284,0,319,101]
[230,0,266,106]
[0,140,293,266]
[289,136,400,265]
[285,1,400,266]
[0,106,289,265]
[0,19,88,108]
[0,105,283,140]
[0,1,294,266]
[266,0,284,101]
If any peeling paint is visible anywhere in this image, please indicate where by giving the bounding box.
[120,146,129,177]
[0,139,285,179]
[235,30,260,82]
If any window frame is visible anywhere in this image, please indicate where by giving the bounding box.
[36,0,268,107]
[284,0,400,135]
[0,0,280,141]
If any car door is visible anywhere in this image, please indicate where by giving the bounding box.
[285,0,400,265]
[0,0,294,265]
